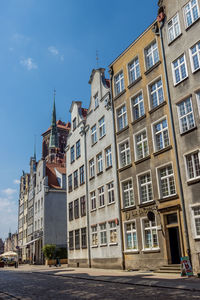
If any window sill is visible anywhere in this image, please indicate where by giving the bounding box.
[76,155,81,160]
[180,126,197,136]
[80,182,85,186]
[91,141,98,147]
[158,194,179,202]
[109,243,118,246]
[99,134,106,141]
[124,250,139,254]
[185,17,200,31]
[127,76,142,89]
[107,201,115,206]
[97,171,103,176]
[81,214,86,217]
[99,205,105,210]
[135,155,151,165]
[82,246,87,249]
[142,248,160,253]
[91,245,98,248]
[174,76,188,87]
[113,89,126,101]
[187,177,200,185]
[100,244,107,247]
[116,125,129,136]
[118,163,132,172]
[168,33,182,46]
[91,209,97,212]
[138,200,156,208]
[94,105,99,111]
[153,145,172,156]
[74,186,78,190]
[131,114,146,126]
[71,160,75,164]
[89,176,95,181]
[105,165,112,171]
[69,248,74,251]
[194,236,200,241]
[192,67,200,75]
[144,61,161,75]
[149,100,166,114]
[68,189,73,193]
[122,205,136,212]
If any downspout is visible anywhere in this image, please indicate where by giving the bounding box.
[109,66,125,270]
[159,19,192,264]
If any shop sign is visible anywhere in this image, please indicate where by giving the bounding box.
[181,256,193,276]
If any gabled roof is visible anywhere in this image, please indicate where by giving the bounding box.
[42,120,70,136]
[46,163,66,189]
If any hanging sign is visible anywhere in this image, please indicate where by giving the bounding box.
[181,256,193,276]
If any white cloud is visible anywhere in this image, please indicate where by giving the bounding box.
[2,188,17,197]
[48,46,64,61]
[12,33,30,43]
[20,58,38,70]
[0,197,18,240]
[13,179,20,184]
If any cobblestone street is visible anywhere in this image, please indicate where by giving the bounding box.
[0,266,200,299]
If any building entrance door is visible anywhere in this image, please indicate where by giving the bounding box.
[168,226,181,264]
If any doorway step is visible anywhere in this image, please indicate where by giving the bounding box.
[155,264,181,274]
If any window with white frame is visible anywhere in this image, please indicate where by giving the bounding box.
[190,41,200,72]
[105,146,112,168]
[98,186,105,207]
[128,57,141,84]
[122,180,134,208]
[99,116,105,138]
[191,206,200,237]
[172,54,188,85]
[185,151,200,180]
[168,13,181,43]
[100,223,107,245]
[117,104,128,131]
[114,71,124,96]
[145,40,159,70]
[91,225,98,246]
[138,173,153,203]
[149,78,164,109]
[91,191,96,210]
[184,0,199,28]
[135,130,149,160]
[91,125,97,144]
[131,92,145,121]
[196,91,200,115]
[94,93,99,108]
[89,159,95,178]
[142,219,159,250]
[107,182,115,204]
[178,97,195,133]
[119,140,131,168]
[109,221,117,244]
[97,153,103,173]
[76,140,81,158]
[158,164,176,198]
[70,145,75,163]
[153,118,169,152]
[124,221,137,250]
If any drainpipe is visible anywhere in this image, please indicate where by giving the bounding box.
[80,122,91,268]
[159,19,192,265]
[109,66,125,270]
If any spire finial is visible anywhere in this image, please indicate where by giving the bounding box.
[34,135,36,160]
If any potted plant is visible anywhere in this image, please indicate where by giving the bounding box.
[42,244,56,266]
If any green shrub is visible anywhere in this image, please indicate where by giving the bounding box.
[42,244,56,260]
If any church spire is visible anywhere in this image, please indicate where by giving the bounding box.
[49,89,58,149]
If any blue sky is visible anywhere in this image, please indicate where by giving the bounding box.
[0,0,158,240]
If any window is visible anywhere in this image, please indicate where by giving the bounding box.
[41,198,43,210]
[158,165,176,198]
[73,118,76,130]
[80,196,86,217]
[145,40,159,70]
[91,125,97,144]
[109,221,117,244]
[149,78,164,109]
[185,151,200,180]
[142,219,159,250]
[168,13,181,43]
[105,146,112,168]
[74,170,78,189]
[153,118,169,152]
[107,182,115,204]
[80,165,85,185]
[97,153,103,173]
[131,92,145,121]
[69,202,73,221]
[68,174,72,192]
[190,42,200,72]
[117,105,127,131]
[125,221,137,250]
[99,116,106,138]
[178,97,195,133]
[41,217,43,228]
[119,140,131,168]
[69,231,74,250]
[70,146,75,163]
[35,202,37,214]
[122,180,134,208]
[81,228,87,248]
[91,191,96,210]
[75,229,80,249]
[98,186,105,207]
[128,57,141,84]
[172,54,188,85]
[74,199,79,219]
[94,93,99,108]
[196,91,200,115]
[184,0,199,28]
[114,71,124,96]
[91,225,98,246]
[76,140,81,158]
[89,159,95,178]
[192,206,200,237]
[100,223,107,245]
[135,130,149,160]
[138,173,153,203]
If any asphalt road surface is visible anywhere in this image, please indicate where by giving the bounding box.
[0,270,200,300]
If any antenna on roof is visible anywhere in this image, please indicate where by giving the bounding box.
[96,50,99,68]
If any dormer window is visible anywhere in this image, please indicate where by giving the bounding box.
[94,93,99,109]
[73,118,76,131]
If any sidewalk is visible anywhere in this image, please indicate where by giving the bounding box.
[4,264,200,292]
